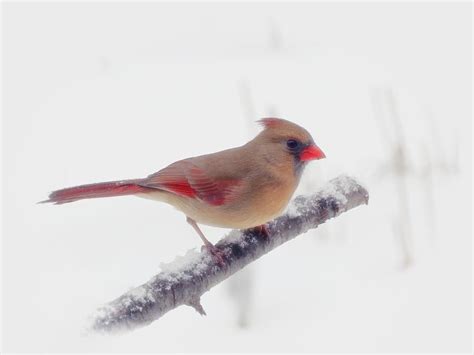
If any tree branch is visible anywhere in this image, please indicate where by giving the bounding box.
[89,175,369,334]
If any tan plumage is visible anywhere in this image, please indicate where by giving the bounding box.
[43,118,325,260]
[139,119,315,227]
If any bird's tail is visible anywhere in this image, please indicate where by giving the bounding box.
[40,179,150,204]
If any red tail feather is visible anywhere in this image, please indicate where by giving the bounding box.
[41,179,149,204]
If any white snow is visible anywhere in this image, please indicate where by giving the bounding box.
[127,286,155,303]
[285,200,301,218]
[159,248,205,274]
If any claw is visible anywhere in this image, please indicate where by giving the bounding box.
[252,224,270,238]
[202,244,226,267]
[187,216,226,267]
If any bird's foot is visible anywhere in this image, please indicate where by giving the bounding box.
[202,243,226,267]
[252,224,270,239]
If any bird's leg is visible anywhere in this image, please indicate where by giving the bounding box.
[186,217,225,266]
[186,216,213,248]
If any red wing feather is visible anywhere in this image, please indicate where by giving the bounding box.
[140,160,240,206]
[157,180,197,198]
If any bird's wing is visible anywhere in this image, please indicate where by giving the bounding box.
[139,159,242,206]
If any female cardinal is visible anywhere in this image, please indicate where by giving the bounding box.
[43,118,325,262]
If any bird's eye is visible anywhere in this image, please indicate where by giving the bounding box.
[286,139,299,149]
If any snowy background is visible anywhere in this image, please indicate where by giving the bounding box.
[2,2,472,352]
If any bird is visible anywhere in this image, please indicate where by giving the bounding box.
[42,118,325,263]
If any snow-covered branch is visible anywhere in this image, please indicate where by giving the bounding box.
[89,175,369,334]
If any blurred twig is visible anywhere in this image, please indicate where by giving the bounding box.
[420,142,436,240]
[370,87,459,266]
[268,18,283,52]
[370,87,413,267]
[385,89,413,267]
[238,80,258,135]
[423,107,459,174]
[235,24,285,324]
[227,266,254,328]
[233,79,259,328]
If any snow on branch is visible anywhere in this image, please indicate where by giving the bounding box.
[89,175,369,334]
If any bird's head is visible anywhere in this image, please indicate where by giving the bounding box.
[255,118,325,167]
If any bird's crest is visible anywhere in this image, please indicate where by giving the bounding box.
[257,117,286,129]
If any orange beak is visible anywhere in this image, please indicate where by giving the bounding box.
[300,144,326,161]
